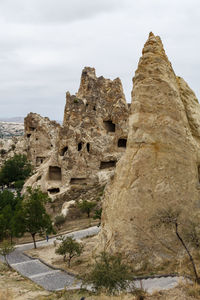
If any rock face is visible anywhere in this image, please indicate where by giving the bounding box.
[24,113,60,167]
[24,68,129,207]
[97,33,200,254]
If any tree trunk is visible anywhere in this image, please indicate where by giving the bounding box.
[31,233,37,249]
[175,223,200,283]
[68,256,71,267]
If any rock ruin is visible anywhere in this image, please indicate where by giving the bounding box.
[97,32,200,254]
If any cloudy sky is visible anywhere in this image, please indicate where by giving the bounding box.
[0,0,200,121]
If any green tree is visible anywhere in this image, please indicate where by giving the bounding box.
[55,236,83,267]
[84,252,132,295]
[0,190,23,242]
[22,187,54,249]
[78,200,96,218]
[0,154,32,188]
[93,208,102,226]
[0,240,15,267]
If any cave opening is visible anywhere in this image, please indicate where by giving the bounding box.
[100,161,116,169]
[78,142,83,151]
[103,120,115,132]
[61,146,68,156]
[36,157,45,166]
[47,188,60,194]
[49,166,62,181]
[70,178,87,185]
[86,143,90,153]
[118,138,127,148]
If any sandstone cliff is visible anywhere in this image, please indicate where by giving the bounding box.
[98,32,200,255]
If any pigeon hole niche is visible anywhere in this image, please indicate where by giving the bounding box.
[49,166,62,181]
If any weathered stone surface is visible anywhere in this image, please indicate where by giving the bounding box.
[24,112,60,167]
[97,32,200,254]
[24,68,129,209]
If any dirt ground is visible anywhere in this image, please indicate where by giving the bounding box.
[0,262,51,300]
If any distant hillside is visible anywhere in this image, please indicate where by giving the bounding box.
[0,117,24,123]
[0,121,24,138]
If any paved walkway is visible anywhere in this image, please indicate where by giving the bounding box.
[0,226,99,291]
[0,226,189,293]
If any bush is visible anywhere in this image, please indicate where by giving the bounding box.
[54,214,66,227]
[55,236,83,267]
[84,251,133,295]
[0,149,6,156]
[78,200,96,218]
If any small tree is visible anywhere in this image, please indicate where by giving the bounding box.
[55,236,83,267]
[93,208,102,226]
[152,207,200,283]
[0,240,15,267]
[78,200,96,218]
[84,251,132,295]
[22,187,55,248]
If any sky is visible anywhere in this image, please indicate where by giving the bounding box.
[0,0,200,121]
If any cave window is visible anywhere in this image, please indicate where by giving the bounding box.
[93,106,96,111]
[103,120,115,132]
[61,146,68,156]
[29,127,36,131]
[47,188,60,194]
[118,138,127,148]
[100,161,116,169]
[36,157,45,166]
[70,178,87,185]
[36,137,38,141]
[78,142,83,151]
[86,143,90,153]
[27,134,31,138]
[49,166,62,181]
[36,175,41,181]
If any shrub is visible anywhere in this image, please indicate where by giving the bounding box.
[0,149,6,156]
[84,251,133,295]
[55,236,83,267]
[54,214,66,227]
[0,240,15,266]
[78,200,96,218]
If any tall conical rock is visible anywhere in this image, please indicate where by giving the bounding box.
[98,33,200,254]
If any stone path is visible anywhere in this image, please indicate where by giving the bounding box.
[0,226,100,291]
[0,226,190,293]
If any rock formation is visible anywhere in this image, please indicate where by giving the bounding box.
[24,113,60,167]
[24,68,129,211]
[97,32,200,254]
